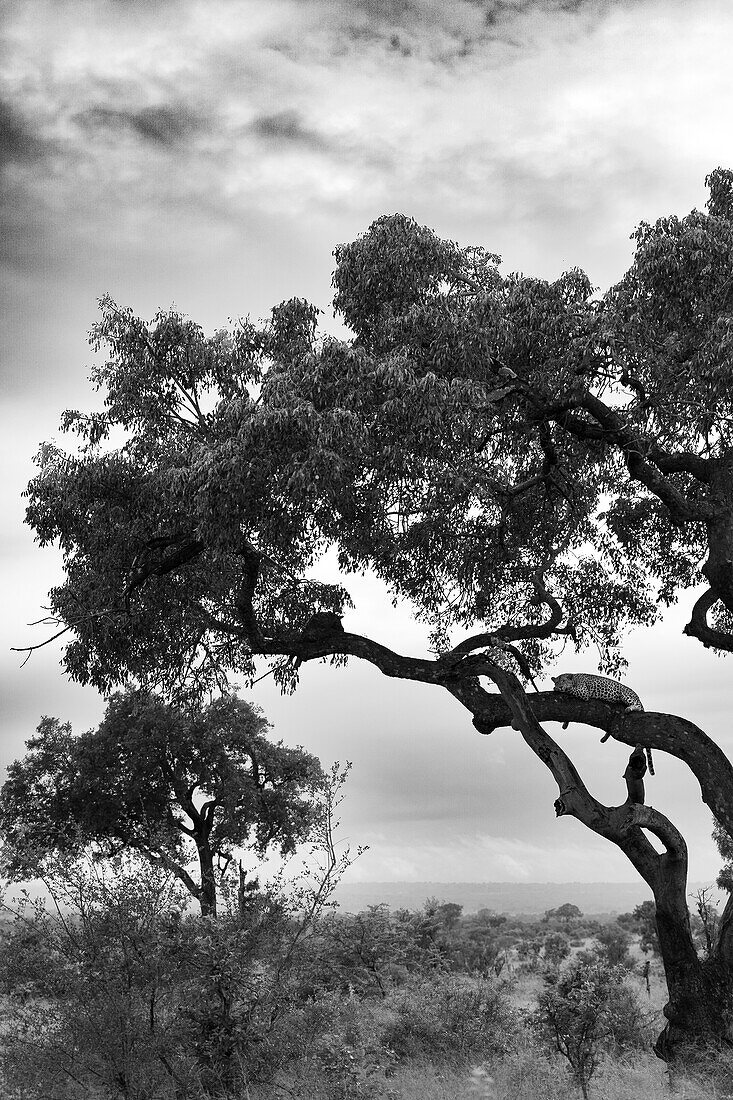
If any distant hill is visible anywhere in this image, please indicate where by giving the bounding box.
[332,880,717,917]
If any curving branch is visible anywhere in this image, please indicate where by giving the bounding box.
[442,572,571,683]
[624,803,688,864]
[505,373,713,521]
[467,661,681,891]
[555,390,713,523]
[130,842,202,902]
[191,579,733,846]
[684,587,733,652]
[648,445,710,483]
[468,686,733,841]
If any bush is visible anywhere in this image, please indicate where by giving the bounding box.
[542,932,571,967]
[0,850,354,1099]
[381,973,517,1065]
[592,924,635,970]
[0,857,194,1100]
[531,959,651,1099]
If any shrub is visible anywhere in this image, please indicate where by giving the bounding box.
[542,932,571,967]
[531,959,651,1099]
[0,846,354,1099]
[381,973,517,1065]
[592,924,635,970]
[0,856,194,1100]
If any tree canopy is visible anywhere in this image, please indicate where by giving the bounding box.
[0,692,323,914]
[24,169,733,702]
[18,167,733,1055]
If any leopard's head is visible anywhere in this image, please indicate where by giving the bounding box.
[551,675,573,693]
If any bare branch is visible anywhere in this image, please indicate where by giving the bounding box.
[11,626,74,666]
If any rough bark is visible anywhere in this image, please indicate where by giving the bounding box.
[703,454,733,615]
[196,839,217,918]
[652,870,733,1060]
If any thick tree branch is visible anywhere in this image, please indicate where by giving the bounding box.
[684,588,733,651]
[555,390,713,523]
[624,803,688,864]
[649,446,711,483]
[125,536,205,602]
[471,661,672,889]
[469,687,733,841]
[234,541,264,645]
[195,597,733,846]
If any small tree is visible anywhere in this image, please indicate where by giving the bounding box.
[476,909,507,928]
[313,904,418,998]
[617,900,660,957]
[0,765,360,1099]
[0,690,323,915]
[690,888,721,961]
[543,932,571,967]
[437,901,464,931]
[0,854,195,1100]
[533,959,648,1099]
[592,925,635,970]
[543,903,582,927]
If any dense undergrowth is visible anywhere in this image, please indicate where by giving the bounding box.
[0,855,728,1099]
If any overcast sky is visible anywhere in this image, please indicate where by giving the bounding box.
[2,0,733,891]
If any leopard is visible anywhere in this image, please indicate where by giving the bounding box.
[551,673,653,775]
[551,673,644,713]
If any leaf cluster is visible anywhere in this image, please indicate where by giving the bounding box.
[0,691,323,884]
[22,171,733,698]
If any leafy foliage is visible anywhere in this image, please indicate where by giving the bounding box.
[0,691,323,914]
[532,959,650,1098]
[28,178,733,697]
[0,773,360,1100]
[617,900,660,957]
[381,972,518,1066]
[542,933,571,967]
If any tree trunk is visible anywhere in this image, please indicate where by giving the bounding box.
[466,663,733,1061]
[651,859,733,1058]
[196,840,217,918]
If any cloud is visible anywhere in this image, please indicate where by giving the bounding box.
[0,99,46,168]
[3,0,731,285]
[75,104,204,146]
[249,108,330,151]
[338,830,657,883]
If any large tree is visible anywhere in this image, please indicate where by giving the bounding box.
[18,168,733,1056]
[0,692,323,916]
